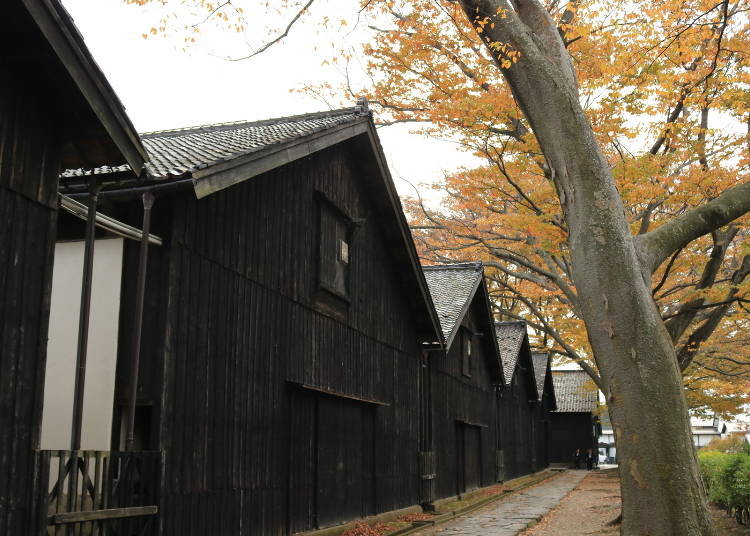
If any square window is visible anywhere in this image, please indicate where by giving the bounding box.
[339,239,349,264]
[318,200,351,299]
[462,330,472,377]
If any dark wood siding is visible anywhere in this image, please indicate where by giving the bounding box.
[0,63,60,535]
[142,143,424,535]
[533,379,555,472]
[498,353,537,481]
[459,423,481,492]
[111,205,173,452]
[316,394,375,527]
[430,293,497,500]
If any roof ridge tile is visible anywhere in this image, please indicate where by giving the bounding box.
[140,107,360,139]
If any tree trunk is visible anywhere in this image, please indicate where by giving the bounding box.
[459,1,717,533]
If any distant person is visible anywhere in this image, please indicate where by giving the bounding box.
[586,448,594,470]
[573,448,582,469]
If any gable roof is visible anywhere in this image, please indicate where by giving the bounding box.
[12,0,146,173]
[423,262,504,383]
[423,263,484,348]
[532,352,557,410]
[495,321,527,385]
[531,353,549,396]
[552,370,599,412]
[495,321,538,398]
[59,104,443,344]
[62,108,363,187]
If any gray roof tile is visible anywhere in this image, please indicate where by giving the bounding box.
[531,353,549,396]
[495,322,527,385]
[552,371,598,412]
[423,263,483,346]
[62,108,364,179]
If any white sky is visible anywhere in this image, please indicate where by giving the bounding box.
[61,0,481,199]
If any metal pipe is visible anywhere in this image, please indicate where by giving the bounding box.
[70,179,101,451]
[63,177,194,201]
[125,192,155,451]
[59,194,163,246]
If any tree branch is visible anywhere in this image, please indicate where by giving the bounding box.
[228,0,315,60]
[652,248,682,297]
[636,180,750,274]
[663,227,737,341]
[677,254,750,371]
[489,274,602,389]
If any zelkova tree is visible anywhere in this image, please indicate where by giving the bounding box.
[444,2,747,533]
[446,0,750,534]
[455,3,750,534]
[124,0,750,533]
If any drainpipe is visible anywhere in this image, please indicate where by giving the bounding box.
[125,192,155,451]
[70,179,101,451]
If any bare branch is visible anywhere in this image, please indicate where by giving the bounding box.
[652,248,682,297]
[228,0,315,60]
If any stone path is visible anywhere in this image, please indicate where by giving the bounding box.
[423,470,589,536]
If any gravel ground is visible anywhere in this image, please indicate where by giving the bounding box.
[521,469,750,536]
[520,469,620,536]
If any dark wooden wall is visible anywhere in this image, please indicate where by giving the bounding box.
[126,143,426,535]
[531,391,553,473]
[430,292,498,500]
[497,352,537,481]
[0,62,60,535]
[110,204,172,452]
[548,413,597,465]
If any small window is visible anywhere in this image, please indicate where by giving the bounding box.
[319,200,351,299]
[462,330,472,377]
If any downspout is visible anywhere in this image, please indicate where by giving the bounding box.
[70,179,101,451]
[125,192,155,451]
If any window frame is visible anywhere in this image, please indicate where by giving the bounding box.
[461,328,473,378]
[316,194,355,303]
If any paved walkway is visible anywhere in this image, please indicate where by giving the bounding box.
[424,470,589,536]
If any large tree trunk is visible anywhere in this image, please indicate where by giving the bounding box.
[458,1,719,534]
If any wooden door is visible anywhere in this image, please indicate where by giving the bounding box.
[288,390,317,533]
[463,424,481,491]
[457,423,481,493]
[316,395,375,528]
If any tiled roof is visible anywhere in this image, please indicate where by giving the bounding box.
[62,108,365,179]
[552,371,598,412]
[495,322,527,385]
[531,353,549,396]
[423,263,483,347]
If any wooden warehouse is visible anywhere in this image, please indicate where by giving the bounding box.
[421,262,505,502]
[55,104,445,535]
[0,0,146,534]
[530,353,557,472]
[494,322,542,480]
[549,370,600,466]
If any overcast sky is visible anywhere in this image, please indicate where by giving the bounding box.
[61,0,481,199]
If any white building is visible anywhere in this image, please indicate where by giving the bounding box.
[691,414,726,448]
[598,413,616,463]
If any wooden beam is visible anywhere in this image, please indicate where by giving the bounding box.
[456,418,489,428]
[49,506,158,524]
[288,382,390,407]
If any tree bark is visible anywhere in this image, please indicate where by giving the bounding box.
[458,1,722,534]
